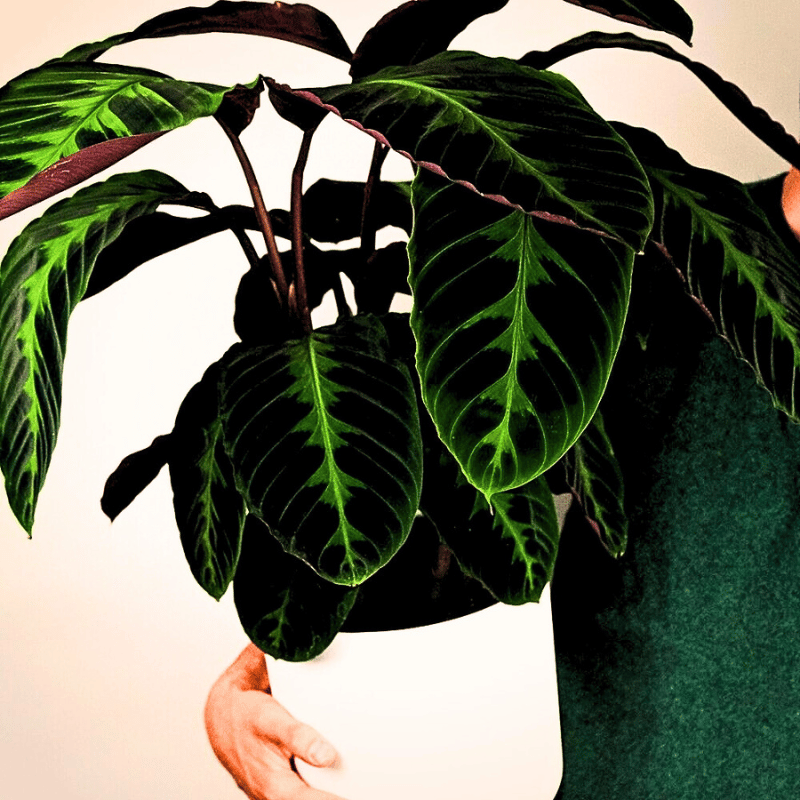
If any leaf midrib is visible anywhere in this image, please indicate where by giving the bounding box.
[655,167,800,354]
[357,74,595,223]
[304,336,352,547]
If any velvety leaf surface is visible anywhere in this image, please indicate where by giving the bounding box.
[566,411,627,557]
[302,178,412,243]
[282,51,653,249]
[619,123,800,421]
[418,418,559,605]
[0,170,204,533]
[520,32,800,171]
[0,62,242,205]
[169,365,246,600]
[449,476,560,604]
[101,434,172,522]
[221,314,423,585]
[560,0,693,44]
[61,1,352,64]
[234,515,358,661]
[409,170,633,497]
[350,0,509,79]
[84,205,254,300]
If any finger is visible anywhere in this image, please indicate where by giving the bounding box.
[252,696,339,767]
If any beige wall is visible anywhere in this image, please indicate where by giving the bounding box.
[1,1,798,798]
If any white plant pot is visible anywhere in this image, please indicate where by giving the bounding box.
[267,589,562,800]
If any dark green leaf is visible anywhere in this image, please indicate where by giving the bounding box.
[234,515,358,661]
[559,0,693,45]
[566,411,627,557]
[350,0,509,79]
[221,314,423,585]
[302,179,412,243]
[169,365,246,600]
[619,123,800,421]
[0,170,205,533]
[350,242,410,315]
[0,62,251,215]
[341,511,496,632]
[448,477,560,604]
[520,32,800,171]
[84,205,256,300]
[418,423,559,605]
[101,435,172,522]
[61,1,353,64]
[233,260,288,345]
[409,170,633,497]
[285,52,653,248]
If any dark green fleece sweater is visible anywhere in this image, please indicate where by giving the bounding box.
[552,320,800,798]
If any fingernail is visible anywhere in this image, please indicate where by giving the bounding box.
[308,737,337,767]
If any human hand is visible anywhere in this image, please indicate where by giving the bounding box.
[205,643,346,800]
[781,166,800,241]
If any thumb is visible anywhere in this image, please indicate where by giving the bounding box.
[254,697,340,768]
[296,728,340,769]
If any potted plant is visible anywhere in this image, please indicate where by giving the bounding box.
[2,0,799,797]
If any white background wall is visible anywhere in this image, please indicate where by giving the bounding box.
[1,1,798,798]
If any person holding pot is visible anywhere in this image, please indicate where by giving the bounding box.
[204,167,800,800]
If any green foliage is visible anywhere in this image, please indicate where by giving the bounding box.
[2,0,799,661]
[0,63,247,209]
[234,515,358,661]
[169,364,246,601]
[302,51,653,248]
[220,314,423,586]
[409,170,633,496]
[564,411,628,557]
[0,170,207,532]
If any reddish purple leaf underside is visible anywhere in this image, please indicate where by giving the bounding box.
[0,133,164,222]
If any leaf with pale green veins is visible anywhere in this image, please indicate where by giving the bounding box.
[169,364,247,601]
[409,170,634,497]
[0,62,253,217]
[451,477,560,605]
[559,0,693,44]
[565,411,627,557]
[618,123,800,421]
[275,51,653,249]
[419,429,560,605]
[0,170,208,533]
[221,314,423,586]
[234,515,358,661]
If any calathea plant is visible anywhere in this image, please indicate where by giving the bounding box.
[2,0,800,662]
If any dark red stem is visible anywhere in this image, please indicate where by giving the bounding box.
[218,117,289,301]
